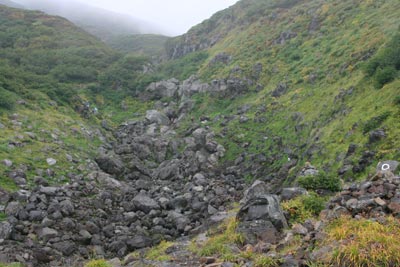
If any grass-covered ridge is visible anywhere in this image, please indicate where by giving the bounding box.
[163,0,400,182]
[0,5,158,191]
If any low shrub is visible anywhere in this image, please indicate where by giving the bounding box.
[363,30,400,87]
[394,95,400,105]
[193,217,244,258]
[374,66,397,88]
[297,171,341,192]
[0,87,17,110]
[84,259,111,267]
[362,111,391,134]
[302,192,326,216]
[282,193,326,224]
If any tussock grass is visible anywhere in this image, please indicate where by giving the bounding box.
[0,264,23,267]
[326,216,400,267]
[281,193,326,224]
[253,255,281,267]
[145,240,174,261]
[192,217,244,259]
[84,259,111,267]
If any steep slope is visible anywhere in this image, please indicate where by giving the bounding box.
[0,1,399,266]
[158,0,400,188]
[0,6,240,267]
[108,34,169,57]
[0,5,157,191]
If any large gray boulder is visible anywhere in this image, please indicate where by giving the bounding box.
[126,235,152,250]
[145,110,170,126]
[53,241,76,256]
[89,171,123,190]
[192,128,207,147]
[145,78,179,99]
[179,76,211,98]
[153,159,180,180]
[37,227,59,241]
[167,211,190,232]
[369,129,386,143]
[237,180,288,244]
[133,193,160,213]
[5,201,21,216]
[95,153,125,176]
[377,160,399,173]
[0,222,12,239]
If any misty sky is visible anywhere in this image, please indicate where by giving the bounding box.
[77,0,239,36]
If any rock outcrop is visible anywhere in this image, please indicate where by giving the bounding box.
[143,75,256,101]
[323,162,400,220]
[237,180,288,244]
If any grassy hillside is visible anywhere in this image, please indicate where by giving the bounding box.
[162,0,400,183]
[108,34,169,56]
[0,1,399,266]
[0,5,157,190]
[0,0,399,192]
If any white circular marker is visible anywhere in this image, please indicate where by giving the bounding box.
[382,164,390,171]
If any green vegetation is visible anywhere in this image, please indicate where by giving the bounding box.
[84,259,111,267]
[394,96,400,106]
[159,51,209,80]
[191,216,286,264]
[297,172,341,192]
[324,216,400,267]
[193,217,244,259]
[253,255,281,267]
[0,0,399,265]
[0,87,16,110]
[108,34,169,56]
[282,193,326,224]
[0,0,398,193]
[0,212,7,222]
[0,5,161,191]
[363,30,400,88]
[163,0,400,184]
[362,111,391,134]
[0,264,22,267]
[145,240,174,261]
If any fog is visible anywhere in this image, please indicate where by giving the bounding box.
[75,0,239,35]
[12,0,239,36]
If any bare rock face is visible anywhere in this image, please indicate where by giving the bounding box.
[145,110,170,126]
[0,222,12,240]
[145,79,179,99]
[237,180,288,244]
[95,152,125,176]
[369,129,386,143]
